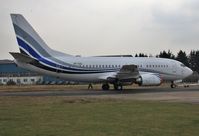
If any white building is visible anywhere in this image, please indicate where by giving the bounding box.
[0,76,43,85]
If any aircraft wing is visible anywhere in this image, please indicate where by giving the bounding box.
[116,64,140,81]
[9,52,38,64]
[99,64,140,82]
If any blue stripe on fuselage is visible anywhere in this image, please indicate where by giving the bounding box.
[17,37,41,59]
[16,37,117,73]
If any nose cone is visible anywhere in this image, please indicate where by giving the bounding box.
[185,67,193,77]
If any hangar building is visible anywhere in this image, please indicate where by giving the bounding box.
[0,60,67,85]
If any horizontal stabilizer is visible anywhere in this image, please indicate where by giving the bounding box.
[9,52,38,64]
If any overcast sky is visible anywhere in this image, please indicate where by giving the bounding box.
[0,0,199,59]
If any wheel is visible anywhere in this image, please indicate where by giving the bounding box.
[184,85,189,88]
[117,85,123,90]
[170,81,177,88]
[114,84,118,90]
[102,84,110,90]
[114,83,123,90]
[170,83,176,88]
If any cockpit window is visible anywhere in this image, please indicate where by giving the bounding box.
[180,64,186,67]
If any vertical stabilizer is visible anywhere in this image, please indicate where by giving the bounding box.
[10,14,71,59]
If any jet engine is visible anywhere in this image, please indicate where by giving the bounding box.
[136,74,162,86]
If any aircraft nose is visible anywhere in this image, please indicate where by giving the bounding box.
[186,67,193,77]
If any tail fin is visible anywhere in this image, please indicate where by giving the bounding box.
[10,14,71,59]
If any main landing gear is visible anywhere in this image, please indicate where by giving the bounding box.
[101,83,123,90]
[170,81,177,88]
[113,83,123,90]
[102,83,110,90]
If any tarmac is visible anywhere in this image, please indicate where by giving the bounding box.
[0,86,199,103]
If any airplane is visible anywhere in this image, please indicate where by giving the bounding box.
[9,14,193,90]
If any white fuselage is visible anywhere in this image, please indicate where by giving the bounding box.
[15,56,193,83]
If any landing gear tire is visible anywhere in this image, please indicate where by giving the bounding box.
[102,84,110,90]
[184,85,189,88]
[170,83,177,88]
[170,81,177,88]
[114,84,123,90]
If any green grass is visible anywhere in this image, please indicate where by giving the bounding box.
[0,97,199,136]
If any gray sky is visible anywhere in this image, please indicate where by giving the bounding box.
[0,0,199,59]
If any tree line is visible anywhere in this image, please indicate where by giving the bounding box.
[135,50,199,73]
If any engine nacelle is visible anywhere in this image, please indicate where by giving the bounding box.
[136,74,162,86]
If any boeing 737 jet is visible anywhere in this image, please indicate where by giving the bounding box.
[10,14,193,90]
